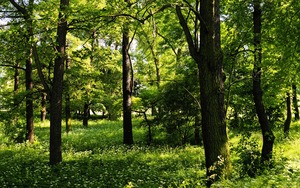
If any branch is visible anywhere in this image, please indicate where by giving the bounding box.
[182,0,208,32]
[69,4,172,27]
[8,0,28,17]
[141,4,172,23]
[0,64,26,71]
[175,5,198,61]
[156,31,177,56]
[32,45,51,94]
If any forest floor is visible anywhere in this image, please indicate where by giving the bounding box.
[0,119,300,187]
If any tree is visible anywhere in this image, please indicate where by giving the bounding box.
[176,0,231,183]
[252,0,275,162]
[49,0,69,165]
[8,0,35,144]
[284,92,292,136]
[122,10,134,145]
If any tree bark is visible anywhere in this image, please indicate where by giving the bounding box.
[176,0,231,184]
[199,0,231,183]
[292,84,299,120]
[284,92,292,136]
[50,0,69,165]
[25,0,34,143]
[122,26,133,145]
[252,0,275,162]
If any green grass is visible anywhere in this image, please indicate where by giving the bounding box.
[1,119,300,187]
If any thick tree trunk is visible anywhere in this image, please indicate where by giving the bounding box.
[284,92,292,136]
[122,25,133,145]
[199,0,231,184]
[41,93,47,122]
[292,84,299,120]
[25,48,34,143]
[83,103,89,127]
[176,0,231,184]
[50,0,69,165]
[252,0,275,162]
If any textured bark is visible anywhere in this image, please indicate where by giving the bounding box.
[122,26,133,145]
[292,84,299,120]
[284,93,292,136]
[252,0,275,162]
[176,0,231,184]
[50,0,69,165]
[199,0,231,182]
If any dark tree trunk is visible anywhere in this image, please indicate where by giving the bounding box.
[25,48,34,143]
[50,0,69,165]
[65,57,71,133]
[284,92,292,136]
[83,102,89,127]
[41,93,47,122]
[122,25,133,145]
[292,84,299,120]
[199,0,231,184]
[252,0,275,162]
[176,0,231,184]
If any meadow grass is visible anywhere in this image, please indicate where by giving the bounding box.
[0,119,300,187]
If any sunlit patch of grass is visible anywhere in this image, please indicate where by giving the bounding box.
[2,120,300,187]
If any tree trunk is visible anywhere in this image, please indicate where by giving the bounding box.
[41,93,47,122]
[292,84,299,120]
[65,56,71,133]
[83,102,89,127]
[25,2,34,143]
[199,0,231,184]
[122,24,133,145]
[176,0,231,184]
[25,48,34,143]
[252,0,275,162]
[50,0,69,165]
[284,92,292,136]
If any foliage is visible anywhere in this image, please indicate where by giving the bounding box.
[151,75,200,146]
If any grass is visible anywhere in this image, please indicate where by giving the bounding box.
[0,119,300,187]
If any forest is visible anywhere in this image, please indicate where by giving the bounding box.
[0,0,300,187]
